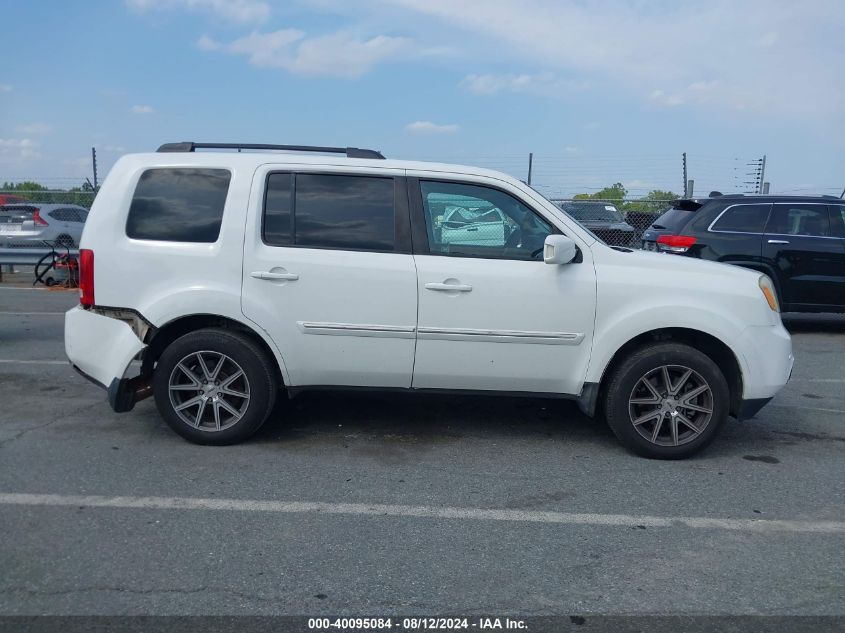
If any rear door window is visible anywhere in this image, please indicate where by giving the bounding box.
[710,204,771,233]
[295,174,394,251]
[126,168,231,242]
[765,204,830,237]
[262,173,396,252]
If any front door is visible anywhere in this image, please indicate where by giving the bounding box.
[241,166,418,388]
[408,176,596,395]
[762,203,845,310]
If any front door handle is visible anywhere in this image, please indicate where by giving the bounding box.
[425,282,472,292]
[251,271,299,281]
[767,239,790,245]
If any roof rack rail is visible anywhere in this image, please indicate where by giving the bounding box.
[156,142,385,159]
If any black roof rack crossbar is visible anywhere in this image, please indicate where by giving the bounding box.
[156,142,385,159]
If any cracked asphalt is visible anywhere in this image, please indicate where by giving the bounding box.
[0,288,843,615]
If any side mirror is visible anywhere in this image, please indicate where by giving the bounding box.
[543,234,577,265]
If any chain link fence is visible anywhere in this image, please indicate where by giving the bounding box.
[550,198,675,248]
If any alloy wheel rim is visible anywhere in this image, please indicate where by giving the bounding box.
[168,351,250,431]
[628,364,713,447]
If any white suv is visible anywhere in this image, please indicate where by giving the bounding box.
[65,142,793,459]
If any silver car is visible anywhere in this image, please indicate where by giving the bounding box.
[0,203,88,248]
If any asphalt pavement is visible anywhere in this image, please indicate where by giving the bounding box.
[0,287,843,616]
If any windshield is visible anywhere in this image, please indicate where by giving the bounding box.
[562,203,624,223]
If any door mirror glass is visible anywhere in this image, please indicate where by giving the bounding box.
[543,235,577,265]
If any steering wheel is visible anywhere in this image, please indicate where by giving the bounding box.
[531,246,544,259]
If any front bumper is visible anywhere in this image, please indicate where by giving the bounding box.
[65,306,147,411]
[738,322,794,400]
[737,397,774,421]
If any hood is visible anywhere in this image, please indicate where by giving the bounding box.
[619,247,761,282]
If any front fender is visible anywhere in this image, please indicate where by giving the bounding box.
[584,303,750,387]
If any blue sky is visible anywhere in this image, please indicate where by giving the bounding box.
[1,0,843,198]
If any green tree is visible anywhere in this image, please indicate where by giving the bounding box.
[1,180,96,208]
[573,182,627,204]
[623,189,680,214]
[1,181,48,193]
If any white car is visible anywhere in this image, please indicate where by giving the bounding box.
[65,142,793,458]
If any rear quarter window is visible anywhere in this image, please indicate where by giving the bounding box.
[651,207,697,231]
[126,168,231,242]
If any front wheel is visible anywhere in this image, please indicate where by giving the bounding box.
[153,328,278,445]
[603,342,729,459]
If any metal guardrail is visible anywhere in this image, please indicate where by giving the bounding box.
[0,247,79,266]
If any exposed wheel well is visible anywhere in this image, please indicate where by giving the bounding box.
[141,314,284,387]
[597,328,743,417]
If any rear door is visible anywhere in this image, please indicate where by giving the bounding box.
[762,203,845,310]
[241,165,418,388]
[702,203,770,265]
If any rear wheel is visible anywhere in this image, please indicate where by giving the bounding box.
[603,342,729,459]
[153,328,278,445]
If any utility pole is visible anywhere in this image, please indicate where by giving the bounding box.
[682,152,688,196]
[762,182,770,194]
[91,147,99,189]
[687,179,694,198]
[758,155,766,194]
[527,153,533,186]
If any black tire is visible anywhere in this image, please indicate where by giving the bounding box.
[603,342,729,459]
[153,328,278,445]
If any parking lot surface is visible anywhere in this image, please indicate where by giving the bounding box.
[0,287,843,615]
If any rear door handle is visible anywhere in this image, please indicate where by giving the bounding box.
[425,282,472,292]
[251,271,299,281]
[767,239,790,245]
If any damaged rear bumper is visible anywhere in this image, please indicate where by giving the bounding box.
[65,305,153,412]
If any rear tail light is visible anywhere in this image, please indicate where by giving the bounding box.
[656,235,697,253]
[79,249,94,306]
[32,209,49,226]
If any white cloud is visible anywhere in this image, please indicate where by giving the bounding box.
[202,29,409,78]
[649,89,685,108]
[405,120,460,134]
[16,122,51,134]
[0,138,40,163]
[131,105,155,114]
[196,34,220,51]
[0,84,11,93]
[461,72,587,97]
[368,0,845,119]
[126,0,269,23]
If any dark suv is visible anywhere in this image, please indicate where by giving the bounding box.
[559,201,636,246]
[641,195,845,313]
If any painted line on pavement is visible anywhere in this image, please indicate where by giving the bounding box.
[0,359,67,365]
[0,492,842,534]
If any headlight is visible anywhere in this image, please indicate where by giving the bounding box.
[758,275,780,312]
